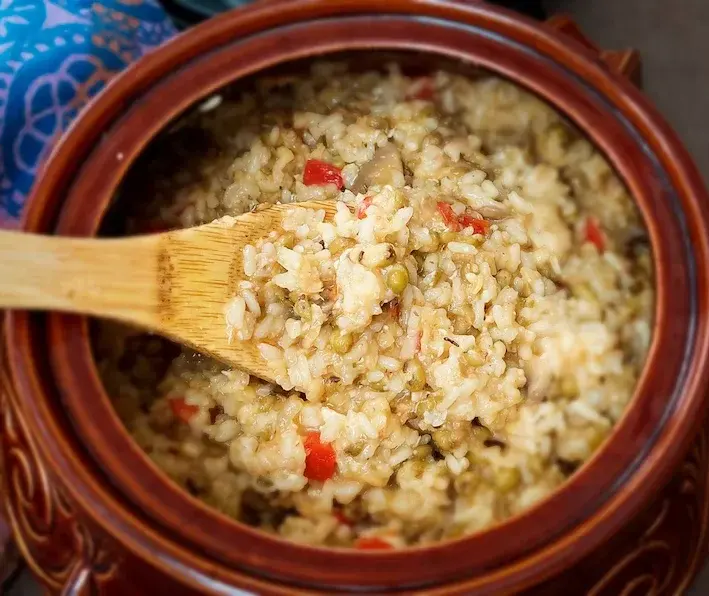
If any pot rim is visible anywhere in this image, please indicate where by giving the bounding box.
[7,0,709,592]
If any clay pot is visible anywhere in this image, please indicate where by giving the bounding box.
[3,2,709,594]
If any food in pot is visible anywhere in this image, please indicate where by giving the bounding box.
[98,62,653,548]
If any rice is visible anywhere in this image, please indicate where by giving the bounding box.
[98,62,653,549]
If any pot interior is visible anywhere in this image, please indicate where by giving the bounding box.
[93,49,658,543]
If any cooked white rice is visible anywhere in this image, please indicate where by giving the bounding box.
[98,62,653,549]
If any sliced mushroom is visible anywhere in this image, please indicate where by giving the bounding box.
[351,144,404,194]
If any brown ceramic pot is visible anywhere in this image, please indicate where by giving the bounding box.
[3,1,709,593]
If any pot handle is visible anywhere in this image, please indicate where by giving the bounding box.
[545,15,642,87]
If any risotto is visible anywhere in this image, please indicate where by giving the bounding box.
[97,62,653,549]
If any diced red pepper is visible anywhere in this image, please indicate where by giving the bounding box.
[408,77,435,101]
[357,196,373,219]
[584,217,605,253]
[437,202,490,236]
[458,214,491,235]
[415,331,422,354]
[333,510,353,527]
[437,202,462,232]
[303,159,344,190]
[304,432,337,482]
[355,537,393,550]
[169,397,199,423]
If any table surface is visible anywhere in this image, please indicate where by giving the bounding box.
[544,0,709,586]
[6,0,709,592]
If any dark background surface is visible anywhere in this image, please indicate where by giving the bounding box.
[544,0,708,185]
[160,0,546,29]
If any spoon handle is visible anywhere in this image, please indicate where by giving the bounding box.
[0,230,162,329]
[0,200,337,381]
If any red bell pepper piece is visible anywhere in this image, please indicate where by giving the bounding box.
[169,397,199,423]
[458,214,491,235]
[357,196,373,219]
[303,432,337,482]
[303,159,344,190]
[354,537,393,550]
[585,217,605,253]
[437,202,461,232]
[438,202,490,235]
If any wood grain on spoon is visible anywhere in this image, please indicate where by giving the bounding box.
[0,200,339,384]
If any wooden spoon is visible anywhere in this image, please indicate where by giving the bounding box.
[0,200,339,384]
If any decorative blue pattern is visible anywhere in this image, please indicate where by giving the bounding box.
[0,0,176,228]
